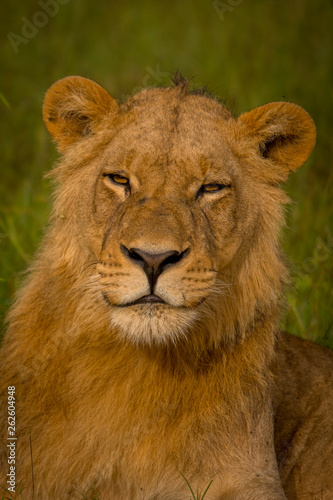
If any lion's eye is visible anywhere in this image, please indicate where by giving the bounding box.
[200,183,229,194]
[105,174,129,186]
[202,183,223,192]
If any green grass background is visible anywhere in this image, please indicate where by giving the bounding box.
[0,0,332,347]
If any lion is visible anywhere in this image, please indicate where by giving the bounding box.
[0,75,332,500]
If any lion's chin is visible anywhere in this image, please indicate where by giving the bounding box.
[109,304,198,346]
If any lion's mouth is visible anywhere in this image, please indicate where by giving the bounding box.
[103,292,167,308]
[131,294,166,305]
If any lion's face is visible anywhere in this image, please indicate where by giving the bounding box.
[92,100,251,344]
[43,77,316,345]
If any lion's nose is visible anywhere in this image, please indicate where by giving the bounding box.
[121,245,189,290]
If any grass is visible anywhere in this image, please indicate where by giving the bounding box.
[74,484,100,500]
[179,471,216,500]
[0,484,24,500]
[0,2,332,353]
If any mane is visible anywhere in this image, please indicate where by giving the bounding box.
[171,71,220,100]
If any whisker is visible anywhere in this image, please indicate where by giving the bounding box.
[72,259,99,275]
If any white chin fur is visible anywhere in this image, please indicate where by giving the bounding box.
[109,304,198,345]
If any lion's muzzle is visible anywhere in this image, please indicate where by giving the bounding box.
[121,245,190,293]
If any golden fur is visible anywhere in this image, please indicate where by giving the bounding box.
[0,76,332,499]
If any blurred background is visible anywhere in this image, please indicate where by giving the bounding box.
[0,0,332,346]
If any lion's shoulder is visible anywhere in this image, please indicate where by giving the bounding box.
[273,332,333,495]
[275,331,333,375]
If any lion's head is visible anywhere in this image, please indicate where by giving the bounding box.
[41,76,316,347]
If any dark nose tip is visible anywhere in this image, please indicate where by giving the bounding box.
[121,245,189,290]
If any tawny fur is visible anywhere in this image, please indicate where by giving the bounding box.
[0,76,332,500]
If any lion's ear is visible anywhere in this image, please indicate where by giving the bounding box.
[238,102,316,181]
[43,76,118,151]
